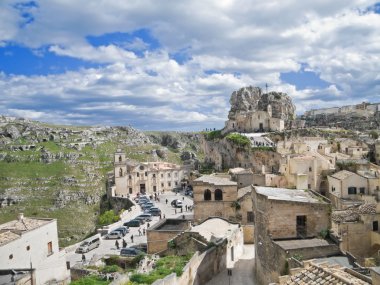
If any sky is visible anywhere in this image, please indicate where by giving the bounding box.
[0,1,379,131]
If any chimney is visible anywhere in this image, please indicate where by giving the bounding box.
[18,213,24,222]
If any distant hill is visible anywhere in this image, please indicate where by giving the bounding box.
[0,116,202,246]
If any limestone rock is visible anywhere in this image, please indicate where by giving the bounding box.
[3,125,21,139]
[180,150,197,161]
[228,86,296,122]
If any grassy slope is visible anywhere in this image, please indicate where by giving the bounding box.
[0,124,202,247]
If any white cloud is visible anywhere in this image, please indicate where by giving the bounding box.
[0,0,379,129]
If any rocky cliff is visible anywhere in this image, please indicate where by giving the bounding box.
[228,86,296,122]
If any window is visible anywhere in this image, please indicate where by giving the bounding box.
[118,155,122,162]
[373,221,379,231]
[129,188,132,194]
[137,173,139,177]
[309,167,312,172]
[139,165,144,170]
[161,174,164,178]
[168,182,171,187]
[152,174,156,178]
[153,186,157,192]
[47,241,53,256]
[145,172,147,177]
[119,168,123,176]
[348,187,357,195]
[168,173,171,178]
[215,189,223,201]
[161,183,164,187]
[128,175,132,179]
[247,211,254,223]
[360,187,365,194]
[204,189,211,201]
[175,181,178,186]
[332,187,335,192]
[308,184,311,190]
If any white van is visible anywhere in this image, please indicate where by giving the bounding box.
[76,236,101,253]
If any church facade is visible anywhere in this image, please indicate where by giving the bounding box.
[113,150,186,197]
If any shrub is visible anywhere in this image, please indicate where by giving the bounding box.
[205,130,223,140]
[98,210,120,226]
[226,133,250,148]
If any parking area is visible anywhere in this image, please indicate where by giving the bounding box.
[66,190,193,265]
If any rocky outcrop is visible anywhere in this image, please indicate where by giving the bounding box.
[228,86,296,122]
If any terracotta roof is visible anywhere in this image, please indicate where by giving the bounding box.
[332,203,376,223]
[282,261,370,285]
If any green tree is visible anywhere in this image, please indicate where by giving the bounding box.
[98,210,119,226]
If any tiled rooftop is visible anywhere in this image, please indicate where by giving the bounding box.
[282,261,370,285]
[254,187,324,204]
[194,175,237,186]
[0,216,53,246]
[330,170,356,180]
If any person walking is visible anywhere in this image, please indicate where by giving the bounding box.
[131,235,134,243]
[147,222,150,228]
[122,239,127,248]
[143,228,146,235]
[115,240,119,250]
[82,254,86,263]
[165,199,168,204]
[138,228,142,236]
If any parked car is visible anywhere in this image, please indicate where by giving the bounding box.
[141,202,154,208]
[137,213,152,222]
[120,247,145,257]
[75,236,100,253]
[134,216,146,224]
[141,204,154,211]
[123,219,141,227]
[171,199,183,208]
[148,207,162,216]
[113,226,129,236]
[138,199,150,205]
[106,231,123,239]
[130,243,148,253]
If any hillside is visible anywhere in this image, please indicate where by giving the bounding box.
[0,116,202,246]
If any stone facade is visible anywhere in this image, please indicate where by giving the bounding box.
[146,218,191,254]
[193,175,238,222]
[113,150,186,196]
[252,186,331,284]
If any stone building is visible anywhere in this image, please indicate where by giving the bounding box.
[193,174,255,243]
[113,150,186,197]
[327,170,380,209]
[252,186,333,284]
[224,109,285,133]
[331,203,380,264]
[0,214,70,285]
[193,175,238,222]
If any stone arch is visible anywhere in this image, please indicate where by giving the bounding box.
[215,189,223,201]
[204,189,211,201]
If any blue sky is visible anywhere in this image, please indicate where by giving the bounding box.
[0,0,379,130]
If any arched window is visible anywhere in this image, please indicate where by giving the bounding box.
[119,168,123,176]
[204,189,211,201]
[118,155,122,162]
[215,189,223,201]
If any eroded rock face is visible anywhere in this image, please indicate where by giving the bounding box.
[228,86,296,122]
